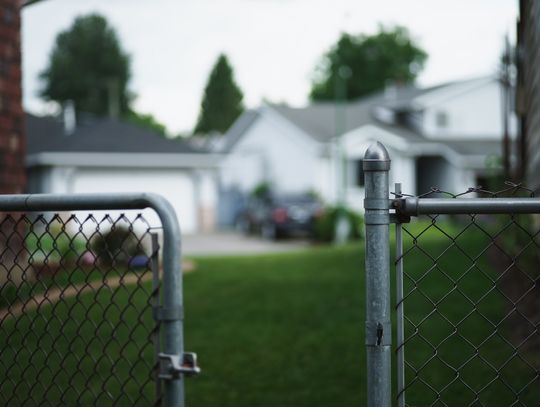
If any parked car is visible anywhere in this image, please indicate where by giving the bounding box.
[236,193,322,240]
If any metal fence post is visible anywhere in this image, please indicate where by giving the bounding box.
[152,197,187,407]
[363,142,391,407]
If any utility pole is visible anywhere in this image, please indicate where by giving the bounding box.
[334,64,351,244]
[501,34,511,179]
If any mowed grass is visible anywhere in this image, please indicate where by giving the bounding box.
[0,220,538,406]
[400,218,539,406]
[184,244,366,407]
[0,271,156,406]
[186,220,538,406]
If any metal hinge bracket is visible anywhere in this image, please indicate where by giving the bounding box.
[389,213,411,224]
[158,352,201,380]
[389,198,411,224]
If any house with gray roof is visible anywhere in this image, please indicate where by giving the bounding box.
[25,113,222,233]
[218,76,508,221]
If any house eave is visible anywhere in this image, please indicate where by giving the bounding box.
[26,152,224,169]
[341,124,500,170]
[409,143,498,170]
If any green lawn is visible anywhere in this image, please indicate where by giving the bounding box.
[0,270,155,406]
[184,244,366,407]
[0,221,538,406]
[184,220,538,406]
[399,218,539,406]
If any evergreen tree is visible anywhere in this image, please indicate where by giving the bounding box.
[194,54,244,135]
[310,26,427,101]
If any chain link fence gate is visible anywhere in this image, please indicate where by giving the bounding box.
[364,142,540,407]
[0,193,199,406]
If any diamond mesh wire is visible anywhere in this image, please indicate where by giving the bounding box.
[395,184,540,406]
[0,211,160,406]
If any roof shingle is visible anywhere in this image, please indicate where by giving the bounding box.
[25,113,199,155]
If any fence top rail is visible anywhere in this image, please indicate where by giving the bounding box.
[0,190,181,244]
[394,197,540,216]
[0,191,181,261]
[0,192,167,212]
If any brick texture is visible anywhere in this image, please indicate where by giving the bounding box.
[0,0,27,285]
[0,0,26,195]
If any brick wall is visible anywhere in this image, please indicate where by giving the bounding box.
[0,0,26,285]
[0,0,26,194]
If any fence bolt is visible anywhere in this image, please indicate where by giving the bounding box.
[363,142,392,407]
[376,323,384,346]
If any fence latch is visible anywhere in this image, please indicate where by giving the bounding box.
[158,352,201,380]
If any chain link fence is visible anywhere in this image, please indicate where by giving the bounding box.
[395,184,540,406]
[363,142,540,407]
[0,193,197,407]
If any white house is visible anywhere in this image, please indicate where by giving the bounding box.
[25,113,220,234]
[219,76,510,218]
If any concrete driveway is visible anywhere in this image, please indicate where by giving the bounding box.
[181,231,311,257]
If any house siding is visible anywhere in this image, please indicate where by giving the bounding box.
[221,113,322,195]
[422,81,507,140]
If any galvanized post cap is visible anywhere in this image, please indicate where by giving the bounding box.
[363,142,390,171]
[363,141,390,161]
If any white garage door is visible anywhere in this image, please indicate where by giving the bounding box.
[71,168,197,233]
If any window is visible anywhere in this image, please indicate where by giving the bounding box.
[352,159,364,187]
[436,111,448,128]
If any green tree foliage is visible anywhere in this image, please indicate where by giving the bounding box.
[310,26,428,101]
[40,14,131,117]
[194,54,244,135]
[125,111,167,136]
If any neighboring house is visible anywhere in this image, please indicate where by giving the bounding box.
[219,76,508,219]
[25,113,220,234]
[516,0,540,190]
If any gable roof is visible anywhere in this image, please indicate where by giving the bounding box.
[25,113,199,155]
[220,110,260,152]
[268,88,422,143]
[223,76,502,161]
[221,86,426,151]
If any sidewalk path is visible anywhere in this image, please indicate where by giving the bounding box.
[182,232,311,257]
[0,272,153,320]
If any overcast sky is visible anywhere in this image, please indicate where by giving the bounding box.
[22,0,518,135]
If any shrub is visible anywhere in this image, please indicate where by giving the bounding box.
[313,206,363,243]
[91,225,145,266]
[251,182,272,200]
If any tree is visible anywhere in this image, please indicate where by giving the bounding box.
[194,54,244,135]
[126,111,168,136]
[40,13,131,117]
[310,26,428,101]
